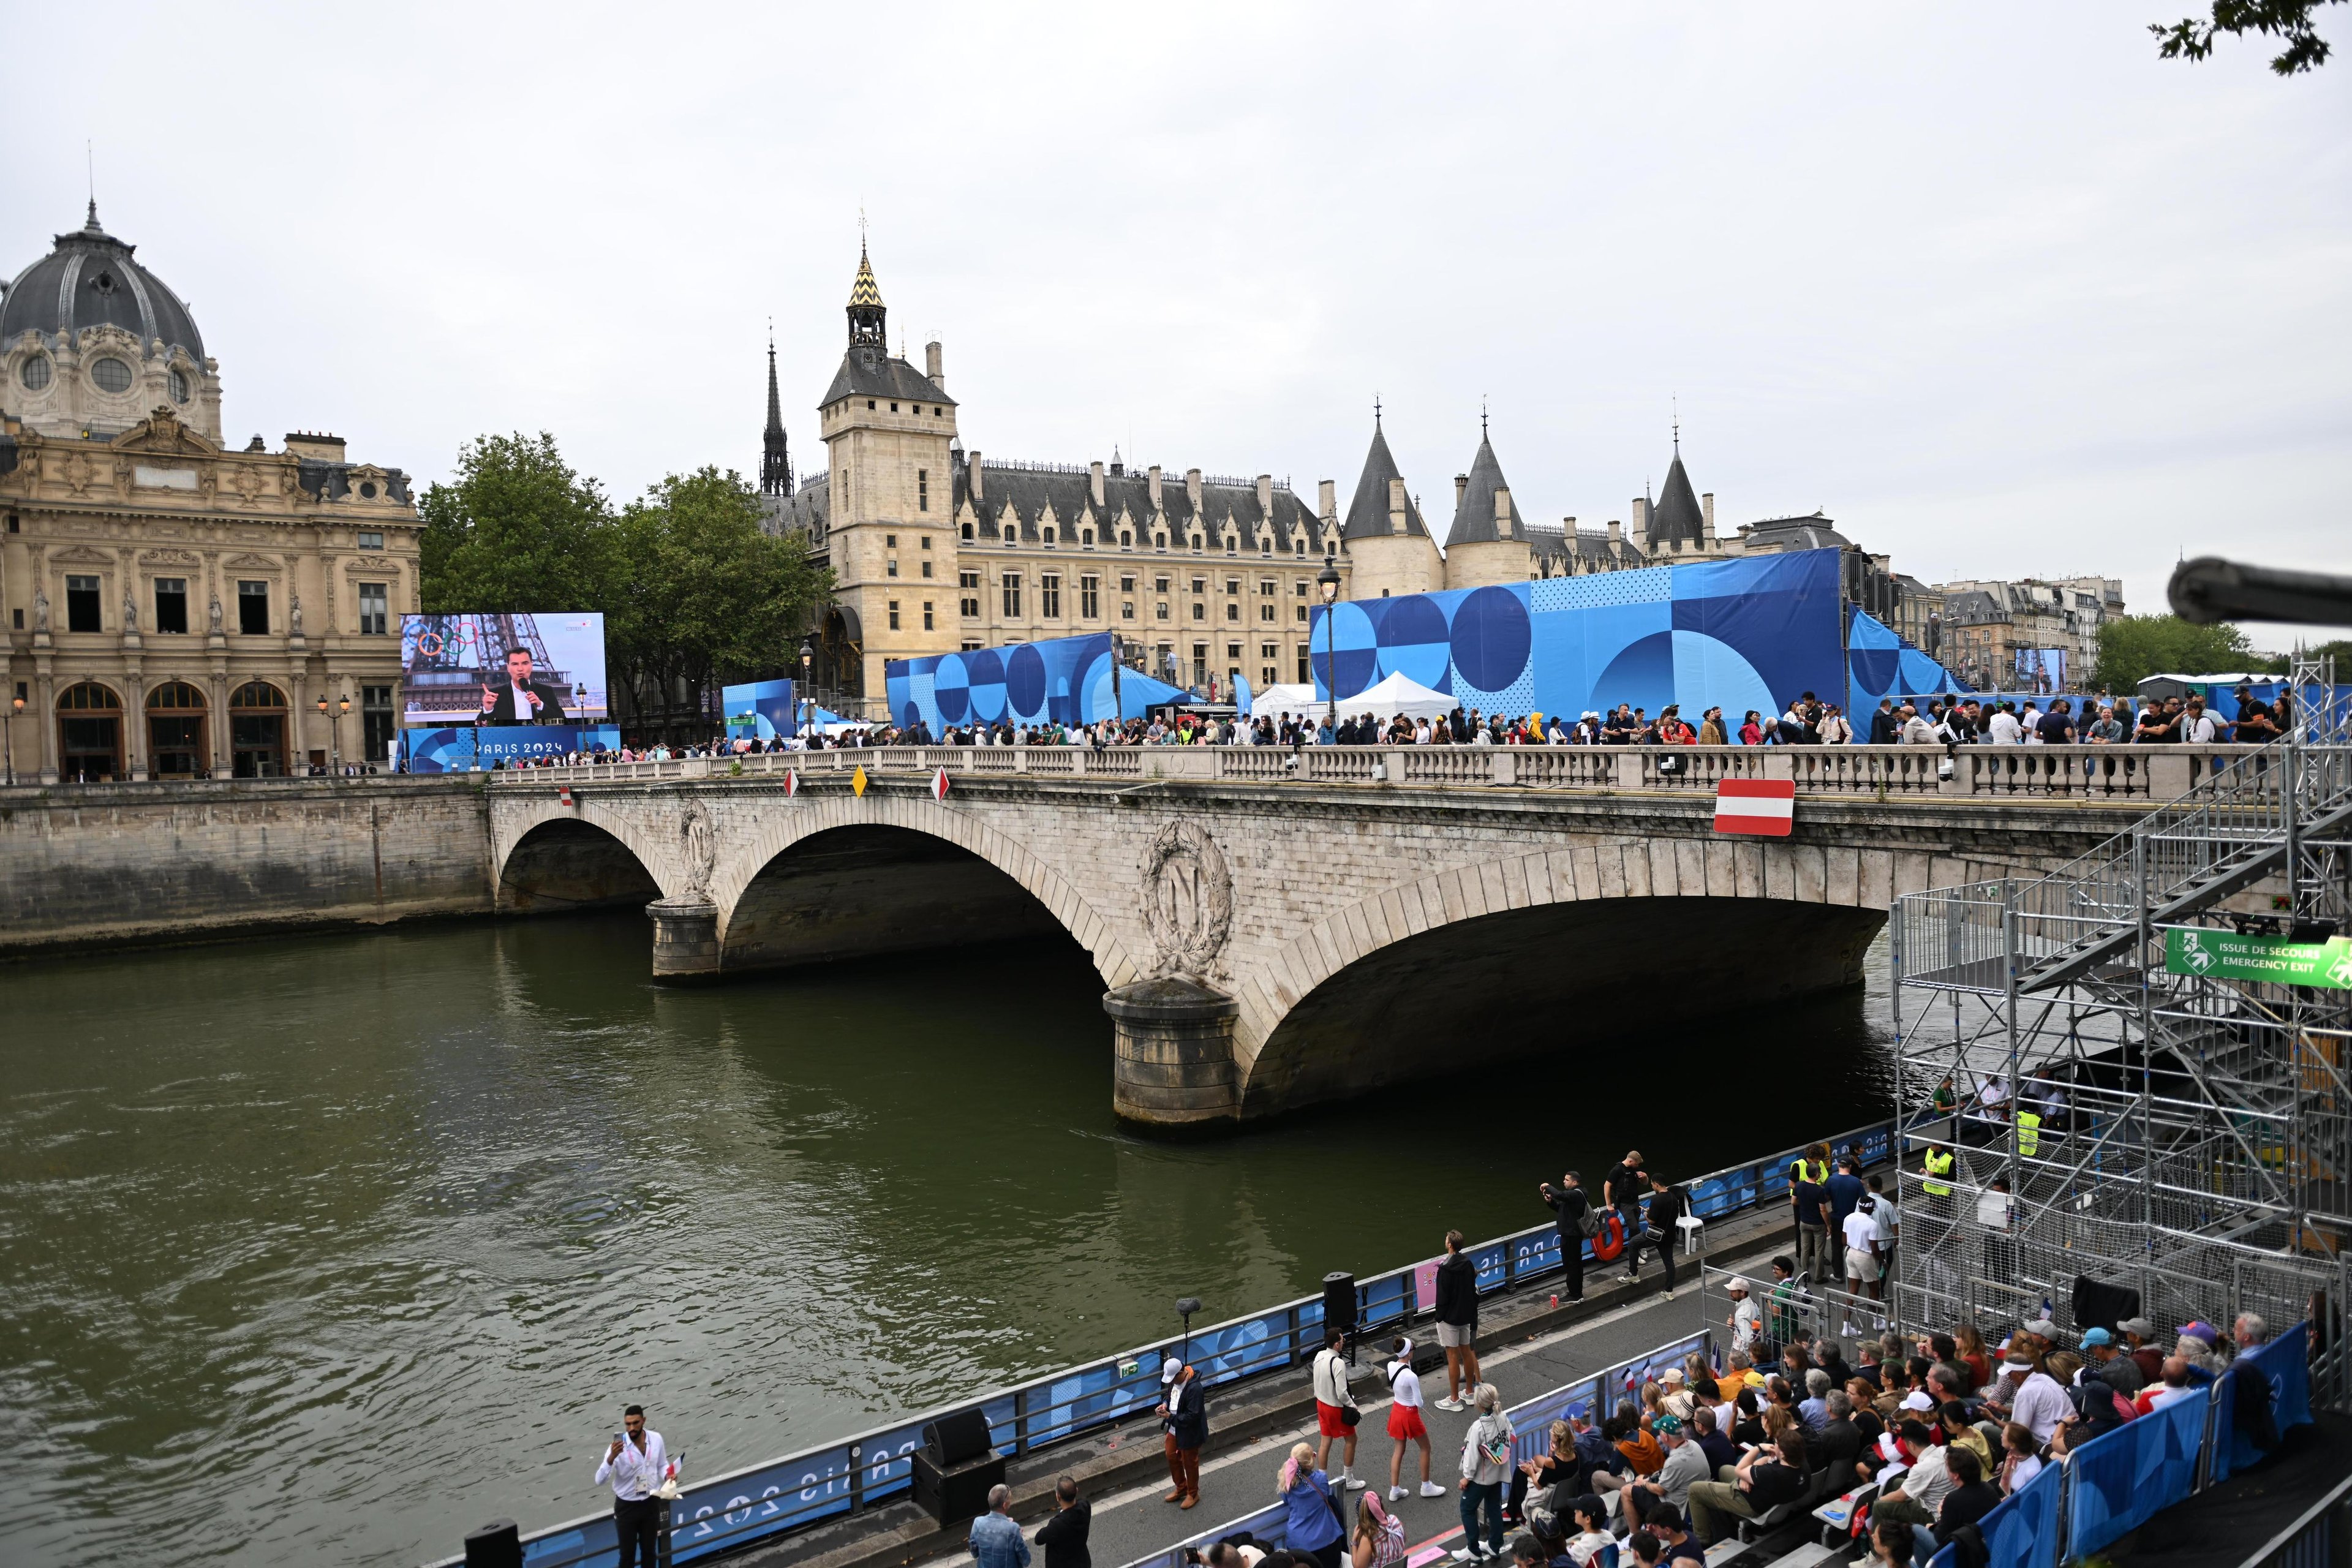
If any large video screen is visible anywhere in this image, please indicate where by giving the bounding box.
[400,614,608,726]
[2012,647,2067,695]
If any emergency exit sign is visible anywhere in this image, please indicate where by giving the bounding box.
[2165,928,2352,989]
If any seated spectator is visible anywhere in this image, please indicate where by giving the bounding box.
[1997,1422,2042,1494]
[1684,1430,1808,1546]
[2135,1356,2196,1415]
[1689,1407,1738,1475]
[1559,1496,1612,1568]
[1909,1448,2000,1562]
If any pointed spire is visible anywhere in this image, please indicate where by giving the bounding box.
[1341,413,1428,540]
[846,238,887,352]
[760,323,791,497]
[1446,418,1515,549]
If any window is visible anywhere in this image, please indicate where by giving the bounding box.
[1262,601,1276,623]
[1297,646,1312,684]
[888,557,899,576]
[890,402,899,412]
[357,530,384,550]
[960,570,981,618]
[918,470,929,511]
[1189,534,1203,552]
[1001,573,1022,617]
[1155,532,1167,549]
[1261,537,1272,556]
[58,680,124,781]
[1225,578,1240,596]
[229,680,287,778]
[169,367,190,403]
[1120,530,1133,548]
[920,560,933,578]
[146,680,206,777]
[923,601,935,630]
[1081,528,1095,546]
[1155,600,1169,620]
[1080,574,1099,618]
[1295,579,1309,596]
[1040,573,1061,617]
[238,579,270,635]
[1191,576,1207,595]
[1224,536,1237,554]
[1296,603,1308,623]
[1042,527,1057,545]
[18,355,50,391]
[1002,525,1017,543]
[1226,641,1243,662]
[961,522,974,541]
[361,685,395,764]
[151,578,188,635]
[90,356,134,394]
[921,535,932,550]
[1192,643,1208,685]
[1225,602,1239,622]
[1122,601,1135,620]
[1155,576,1170,594]
[66,574,101,632]
[888,600,901,630]
[358,582,389,635]
[1261,578,1276,596]
[886,533,897,547]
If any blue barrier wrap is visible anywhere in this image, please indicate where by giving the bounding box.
[2067,1384,2209,1558]
[1974,1453,2064,1568]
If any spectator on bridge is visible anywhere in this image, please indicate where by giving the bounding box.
[1685,1428,1807,1547]
[1602,706,1637,744]
[1817,704,1854,744]
[1602,1152,1648,1218]
[2182,695,2225,744]
[1159,1360,1207,1508]
[970,1486,1031,1568]
[1383,1337,1446,1500]
[1433,1231,1483,1411]
[1313,1325,1368,1490]
[2135,700,2179,742]
[1740,710,1765,745]
[1698,707,1727,744]
[1035,1476,1090,1568]
[2087,704,2127,744]
[1623,1174,1686,1292]
[595,1405,673,1568]
[1280,1443,1348,1568]
[1539,1172,1591,1303]
[1453,1385,1515,1563]
[2234,685,2283,744]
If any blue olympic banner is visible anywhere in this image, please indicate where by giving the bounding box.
[720,678,799,741]
[886,632,1188,733]
[401,725,620,774]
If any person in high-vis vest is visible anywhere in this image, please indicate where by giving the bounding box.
[1787,1142,1831,1253]
[1921,1141,1955,1221]
[2015,1109,2041,1159]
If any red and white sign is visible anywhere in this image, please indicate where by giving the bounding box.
[1714,777,1795,837]
[783,769,799,797]
[932,766,952,801]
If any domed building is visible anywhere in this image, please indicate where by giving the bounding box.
[1,205,418,784]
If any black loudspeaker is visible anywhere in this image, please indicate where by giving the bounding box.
[1323,1271,1357,1334]
[2073,1276,2142,1335]
[911,1444,1005,1528]
[925,1408,996,1468]
[463,1520,522,1568]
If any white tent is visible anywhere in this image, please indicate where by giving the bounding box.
[1246,683,1320,718]
[1346,673,1458,722]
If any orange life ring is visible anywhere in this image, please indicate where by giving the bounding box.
[1589,1210,1627,1262]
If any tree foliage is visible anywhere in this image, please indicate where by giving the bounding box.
[2151,0,2339,74]
[2094,613,2261,690]
[606,467,832,728]
[417,432,616,613]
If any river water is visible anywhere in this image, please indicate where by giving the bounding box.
[0,916,1896,1567]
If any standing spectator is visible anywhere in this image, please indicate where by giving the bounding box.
[1539,1172,1591,1302]
[1791,1166,1831,1284]
[1739,710,1765,746]
[1842,1194,1884,1310]
[1624,1174,1686,1291]
[1726,1277,1763,1359]
[1384,1337,1447,1499]
[1433,1231,1483,1411]
[1035,1477,1090,1568]
[1868,1175,1900,1284]
[1976,1177,2015,1280]
[1603,1151,1648,1218]
[1787,1143,1831,1253]
[1869,699,1900,744]
[971,1486,1032,1568]
[595,1405,673,1568]
[1453,1385,1515,1562]
[1825,1156,1868,1242]
[1313,1326,1368,1490]
[1817,704,1853,744]
[1159,1360,1207,1508]
[1280,1442,1348,1568]
[2235,685,2282,744]
[2035,699,2077,745]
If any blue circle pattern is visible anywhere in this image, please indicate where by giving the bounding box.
[934,655,971,722]
[1450,587,1532,692]
[1313,601,1381,697]
[1374,594,1452,688]
[1006,644,1047,716]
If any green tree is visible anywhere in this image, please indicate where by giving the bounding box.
[2094,613,2261,690]
[2152,0,2339,74]
[418,432,616,612]
[606,467,832,729]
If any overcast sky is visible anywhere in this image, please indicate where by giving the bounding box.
[10,4,2348,638]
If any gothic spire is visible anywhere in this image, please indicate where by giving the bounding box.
[760,328,791,497]
[846,241,887,353]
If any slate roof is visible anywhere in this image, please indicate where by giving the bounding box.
[1739,510,1850,552]
[956,461,1324,550]
[1940,589,2008,625]
[821,344,955,408]
[1341,423,1428,540]
[1526,525,1647,569]
[0,203,205,361]
[1445,433,1515,548]
[1648,449,1706,548]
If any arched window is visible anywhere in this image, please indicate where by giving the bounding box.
[1042,527,1057,545]
[1260,537,1272,556]
[230,680,288,778]
[146,681,209,778]
[57,681,123,782]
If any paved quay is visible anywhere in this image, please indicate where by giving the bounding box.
[734,1170,1869,1568]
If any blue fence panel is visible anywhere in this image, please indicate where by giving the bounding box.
[1026,1356,1156,1449]
[670,1444,855,1563]
[2217,1324,2311,1480]
[860,1419,931,1504]
[1197,1309,1296,1390]
[1471,1241,1509,1293]
[1978,1454,2064,1568]
[980,1395,1020,1455]
[1512,1229,1562,1282]
[2067,1387,2209,1559]
[1362,1270,1411,1332]
[522,1522,612,1568]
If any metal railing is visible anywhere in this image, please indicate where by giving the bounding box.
[427,1117,1894,1568]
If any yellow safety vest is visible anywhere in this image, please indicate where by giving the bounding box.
[1789,1157,1828,1186]
[2016,1112,2041,1158]
[1921,1150,1954,1197]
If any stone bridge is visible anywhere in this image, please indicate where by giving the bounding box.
[484,744,2220,1126]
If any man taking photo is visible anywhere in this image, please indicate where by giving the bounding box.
[595,1404,673,1568]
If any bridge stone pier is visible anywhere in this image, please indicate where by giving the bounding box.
[484,746,2211,1127]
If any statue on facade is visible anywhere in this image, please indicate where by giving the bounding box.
[679,796,717,902]
[289,594,304,636]
[123,592,139,633]
[32,590,49,633]
[208,594,224,634]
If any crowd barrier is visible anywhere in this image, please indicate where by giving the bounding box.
[1112,1329,1717,1568]
[1928,1324,2315,1568]
[431,1118,1895,1568]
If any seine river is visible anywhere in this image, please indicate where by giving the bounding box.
[0,916,1895,1567]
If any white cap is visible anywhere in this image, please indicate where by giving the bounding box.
[1162,1361,1182,1385]
[1727,1277,1749,1293]
[1901,1390,1935,1411]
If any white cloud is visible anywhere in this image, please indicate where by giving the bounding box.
[8,2,2346,624]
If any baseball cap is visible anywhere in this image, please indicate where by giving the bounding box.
[2079,1328,2113,1348]
[1660,1368,1686,1384]
[2119,1317,2156,1339]
[1727,1277,1750,1294]
[1901,1390,1936,1411]
[1162,1361,1182,1384]
[2024,1317,2059,1339]
[1653,1414,1683,1436]
[2179,1321,2220,1346]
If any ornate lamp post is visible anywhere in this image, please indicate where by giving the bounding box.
[1317,554,1341,742]
[5,693,21,787]
[799,637,815,743]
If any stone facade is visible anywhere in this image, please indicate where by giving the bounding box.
[0,208,419,783]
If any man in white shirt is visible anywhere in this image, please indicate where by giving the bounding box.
[1988,704,2024,745]
[1841,1203,1883,1303]
[2005,1357,2074,1444]
[595,1404,672,1568]
[1383,1336,1447,1500]
[1312,1326,1367,1489]
[2182,698,2225,744]
[1727,1277,1763,1358]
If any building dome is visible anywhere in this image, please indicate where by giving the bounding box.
[2,203,206,363]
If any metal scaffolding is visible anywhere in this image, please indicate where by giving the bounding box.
[1888,655,2352,1407]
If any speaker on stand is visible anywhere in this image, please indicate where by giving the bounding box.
[911,1409,1005,1527]
[1323,1271,1357,1363]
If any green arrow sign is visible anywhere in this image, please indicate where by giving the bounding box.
[2165,928,2352,989]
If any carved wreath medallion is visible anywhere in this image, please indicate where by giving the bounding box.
[1142,820,1234,976]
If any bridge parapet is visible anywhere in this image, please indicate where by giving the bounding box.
[486,742,2252,804]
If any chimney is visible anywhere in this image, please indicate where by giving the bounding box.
[1256,473,1273,516]
[1318,478,1336,523]
[1494,486,1512,538]
[1606,519,1623,546]
[1387,477,1407,535]
[1185,467,1202,509]
[1630,496,1649,549]
[1700,492,1715,545]
[925,340,944,389]
[1563,515,1577,531]
[1148,464,1163,511]
[1454,473,1469,510]
[1090,460,1106,509]
[968,451,982,503]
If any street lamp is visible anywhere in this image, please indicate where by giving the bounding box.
[799,637,815,744]
[1317,554,1341,742]
[5,693,21,788]
[1175,1295,1203,1368]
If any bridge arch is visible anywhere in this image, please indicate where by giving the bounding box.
[707,794,1148,987]
[494,803,676,912]
[1230,842,1885,1115]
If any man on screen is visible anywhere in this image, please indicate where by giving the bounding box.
[481,646,568,725]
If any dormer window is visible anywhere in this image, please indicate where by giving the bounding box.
[1002,525,1016,543]
[1081,528,1095,547]
[891,402,900,412]
[961,522,974,540]
[1042,527,1057,545]
[168,368,190,403]
[1224,535,1237,554]
[1120,530,1133,548]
